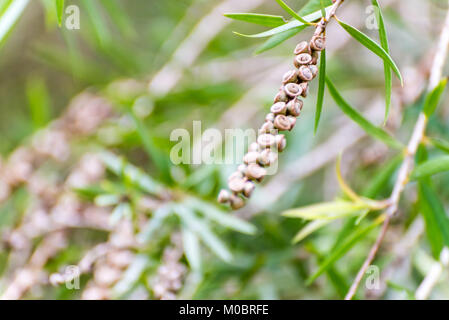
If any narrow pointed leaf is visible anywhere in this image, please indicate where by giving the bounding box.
[326,77,403,149]
[337,19,402,85]
[428,137,449,154]
[283,200,369,221]
[274,0,310,25]
[423,78,447,117]
[411,156,449,180]
[255,25,306,54]
[137,204,172,243]
[293,219,331,243]
[314,49,326,133]
[224,13,285,27]
[55,0,64,26]
[182,227,202,271]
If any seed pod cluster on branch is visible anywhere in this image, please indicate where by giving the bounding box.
[218,33,325,210]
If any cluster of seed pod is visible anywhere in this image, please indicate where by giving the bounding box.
[217,34,325,209]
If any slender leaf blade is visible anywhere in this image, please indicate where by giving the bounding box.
[411,156,449,180]
[224,13,285,27]
[423,78,447,117]
[55,0,64,26]
[274,0,310,25]
[314,49,326,133]
[283,201,369,221]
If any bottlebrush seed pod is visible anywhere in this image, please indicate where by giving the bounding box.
[274,115,291,131]
[287,115,297,130]
[309,65,318,78]
[274,90,288,103]
[217,189,231,204]
[282,70,298,84]
[275,134,287,152]
[310,35,325,51]
[228,170,243,182]
[248,142,260,152]
[257,133,276,149]
[230,194,245,210]
[246,163,266,181]
[294,41,311,55]
[286,99,303,117]
[259,121,275,134]
[294,53,313,68]
[265,113,275,123]
[299,82,309,98]
[311,51,319,65]
[228,176,246,193]
[270,102,287,115]
[238,164,248,175]
[284,83,302,98]
[243,181,255,198]
[243,151,259,164]
[297,66,314,81]
[258,149,278,167]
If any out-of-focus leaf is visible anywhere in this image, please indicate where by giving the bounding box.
[283,200,370,221]
[314,49,326,133]
[336,154,361,202]
[337,19,402,85]
[411,156,449,180]
[26,76,52,129]
[372,0,392,124]
[274,0,310,25]
[224,13,285,27]
[418,181,449,258]
[422,78,447,117]
[326,77,403,149]
[137,204,172,243]
[362,154,403,198]
[100,0,137,39]
[175,205,233,263]
[94,194,120,207]
[81,0,111,47]
[0,0,29,47]
[182,227,202,272]
[428,137,449,154]
[113,254,149,297]
[187,198,256,235]
[306,215,385,284]
[55,0,64,26]
[110,202,132,224]
[255,26,306,54]
[292,219,331,243]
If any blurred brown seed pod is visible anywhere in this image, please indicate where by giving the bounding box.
[259,121,275,134]
[294,41,311,55]
[299,82,309,98]
[286,99,303,117]
[229,194,245,210]
[243,151,260,164]
[275,134,287,152]
[287,115,297,130]
[284,83,302,98]
[257,133,276,149]
[246,163,266,180]
[274,115,291,131]
[298,66,314,81]
[217,189,231,203]
[228,176,246,193]
[294,53,313,68]
[274,90,288,103]
[310,35,325,51]
[270,102,287,115]
[242,181,256,198]
[282,70,298,84]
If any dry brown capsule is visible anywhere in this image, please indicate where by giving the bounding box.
[274,115,291,131]
[311,51,319,65]
[270,102,287,115]
[284,83,302,98]
[259,121,275,134]
[294,41,311,55]
[265,113,275,123]
[217,189,231,204]
[299,82,309,98]
[275,134,287,152]
[243,181,255,198]
[310,35,325,51]
[237,164,248,175]
[274,90,288,103]
[282,70,298,84]
[228,171,243,182]
[258,149,278,167]
[286,98,303,117]
[294,53,313,68]
[228,176,246,193]
[229,194,245,210]
[257,133,276,149]
[287,115,297,130]
[309,64,318,78]
[246,163,267,181]
[248,142,260,152]
[297,66,314,81]
[243,151,259,164]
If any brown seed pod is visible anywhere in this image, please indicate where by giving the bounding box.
[259,121,275,134]
[243,181,255,198]
[311,51,319,65]
[265,113,275,123]
[228,176,246,193]
[229,194,245,210]
[294,41,311,55]
[237,164,248,175]
[287,115,297,130]
[257,133,276,149]
[274,90,288,103]
[217,189,231,204]
[299,82,309,98]
[310,35,325,51]
[309,64,318,78]
[275,134,287,152]
[270,102,287,115]
[282,70,298,84]
[274,115,291,131]
[248,142,260,153]
[258,148,278,167]
[297,66,314,81]
[246,163,266,181]
[228,171,243,182]
[294,53,313,68]
[243,151,259,164]
[284,83,302,98]
[286,98,303,117]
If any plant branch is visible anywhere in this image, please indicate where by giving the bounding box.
[345,1,449,300]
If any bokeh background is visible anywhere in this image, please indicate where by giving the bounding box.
[0,0,449,300]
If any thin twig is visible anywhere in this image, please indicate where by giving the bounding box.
[345,1,449,300]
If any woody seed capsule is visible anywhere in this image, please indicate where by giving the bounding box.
[217,189,231,203]
[228,176,246,193]
[257,133,276,149]
[248,142,260,152]
[310,35,325,51]
[294,53,313,68]
[298,66,314,81]
[243,151,259,164]
[299,82,309,98]
[228,171,243,182]
[258,149,278,167]
[284,83,302,98]
[274,90,288,103]
[311,51,319,65]
[274,115,291,131]
[287,115,297,130]
[309,65,318,78]
[282,70,298,84]
[259,121,274,134]
[243,181,255,198]
[294,41,311,55]
[246,163,266,181]
[238,164,248,175]
[270,102,287,115]
[230,194,245,210]
[265,113,275,123]
[286,99,303,117]
[275,134,287,152]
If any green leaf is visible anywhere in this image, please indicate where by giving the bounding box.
[423,78,447,117]
[255,25,306,54]
[306,216,385,284]
[187,198,257,235]
[299,0,332,15]
[292,219,331,243]
[224,13,285,27]
[428,137,449,154]
[418,181,449,258]
[411,156,449,180]
[137,204,172,243]
[26,76,52,130]
[283,200,370,221]
[182,227,202,272]
[371,0,392,123]
[274,0,310,25]
[326,77,403,149]
[235,6,329,38]
[94,194,120,207]
[55,0,64,26]
[337,19,403,85]
[314,49,326,133]
[0,0,29,47]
